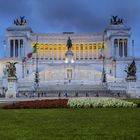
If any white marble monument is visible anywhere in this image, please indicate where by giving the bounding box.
[0,16,139,98]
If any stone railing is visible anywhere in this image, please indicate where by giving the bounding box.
[107,82,127,90]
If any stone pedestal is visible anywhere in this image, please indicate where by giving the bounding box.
[127,82,139,98]
[126,76,136,82]
[65,50,74,63]
[6,77,17,98]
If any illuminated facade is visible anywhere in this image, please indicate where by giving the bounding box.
[0,18,140,98]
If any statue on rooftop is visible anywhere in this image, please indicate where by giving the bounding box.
[14,16,27,26]
[110,16,123,25]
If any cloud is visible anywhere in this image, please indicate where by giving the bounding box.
[29,0,140,33]
[0,0,31,18]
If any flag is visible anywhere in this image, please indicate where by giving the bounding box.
[27,43,37,59]
[33,43,37,53]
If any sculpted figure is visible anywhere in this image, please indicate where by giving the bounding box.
[67,37,72,51]
[125,59,136,78]
[6,62,18,78]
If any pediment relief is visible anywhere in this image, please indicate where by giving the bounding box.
[111,31,130,36]
[11,31,26,36]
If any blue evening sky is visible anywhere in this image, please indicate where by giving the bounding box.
[0,0,140,57]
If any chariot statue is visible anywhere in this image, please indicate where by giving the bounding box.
[110,16,123,25]
[14,16,27,26]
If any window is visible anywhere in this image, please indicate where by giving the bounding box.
[20,39,23,57]
[114,39,118,56]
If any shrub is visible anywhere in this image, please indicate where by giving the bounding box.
[68,98,137,108]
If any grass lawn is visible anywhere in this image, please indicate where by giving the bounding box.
[0,108,140,140]
[126,100,140,107]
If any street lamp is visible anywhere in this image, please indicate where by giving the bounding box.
[22,57,26,78]
[113,58,116,82]
[101,32,107,83]
[34,41,39,97]
[102,56,106,83]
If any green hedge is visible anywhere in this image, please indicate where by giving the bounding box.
[125,100,140,107]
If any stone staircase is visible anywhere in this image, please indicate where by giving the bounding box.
[17,81,128,98]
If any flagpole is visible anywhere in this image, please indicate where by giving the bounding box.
[102,31,106,83]
[22,57,26,78]
[34,35,39,97]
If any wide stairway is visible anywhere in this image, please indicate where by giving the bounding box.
[17,81,128,98]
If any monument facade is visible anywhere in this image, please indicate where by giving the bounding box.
[0,16,140,98]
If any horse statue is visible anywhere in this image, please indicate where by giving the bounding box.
[14,16,27,26]
[67,37,72,51]
[110,16,123,25]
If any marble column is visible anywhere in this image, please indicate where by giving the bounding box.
[92,44,94,60]
[48,44,50,60]
[116,39,119,58]
[127,39,129,57]
[13,40,15,58]
[39,44,41,59]
[52,44,54,61]
[74,44,76,60]
[43,44,45,60]
[8,39,10,58]
[43,44,45,59]
[96,43,98,59]
[18,39,20,58]
[87,44,89,60]
[16,40,18,58]
[114,39,116,57]
[61,45,63,60]
[122,39,124,58]
[82,44,85,60]
[78,44,80,60]
[56,44,58,60]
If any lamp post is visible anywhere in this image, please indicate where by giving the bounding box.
[34,40,39,97]
[101,32,106,83]
[22,57,26,78]
[102,56,106,83]
[113,58,116,82]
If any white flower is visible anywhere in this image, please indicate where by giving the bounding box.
[67,97,137,108]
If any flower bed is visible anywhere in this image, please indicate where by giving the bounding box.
[67,98,137,108]
[3,98,137,109]
[3,99,68,109]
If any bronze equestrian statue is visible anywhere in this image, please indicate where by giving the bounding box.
[67,37,72,51]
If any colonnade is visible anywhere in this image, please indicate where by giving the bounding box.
[32,43,106,60]
[10,39,23,58]
[114,39,128,57]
